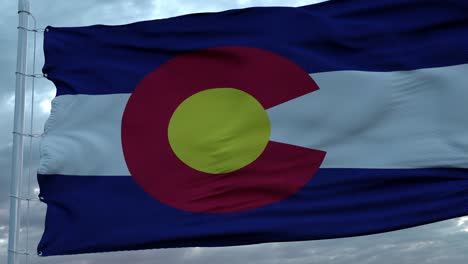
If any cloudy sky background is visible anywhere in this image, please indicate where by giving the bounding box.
[0,0,467,263]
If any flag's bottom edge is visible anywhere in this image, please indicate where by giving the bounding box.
[37,168,468,256]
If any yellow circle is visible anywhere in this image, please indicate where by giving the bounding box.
[168,88,271,174]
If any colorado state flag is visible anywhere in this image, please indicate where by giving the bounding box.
[38,0,468,256]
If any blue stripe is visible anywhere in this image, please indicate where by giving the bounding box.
[37,168,468,256]
[43,0,468,96]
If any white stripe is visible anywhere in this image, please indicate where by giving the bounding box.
[39,94,130,175]
[39,63,468,175]
[269,64,468,168]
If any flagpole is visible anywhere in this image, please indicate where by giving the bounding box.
[8,0,30,263]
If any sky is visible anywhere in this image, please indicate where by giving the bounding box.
[0,0,467,263]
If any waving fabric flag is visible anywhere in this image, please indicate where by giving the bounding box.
[38,0,468,256]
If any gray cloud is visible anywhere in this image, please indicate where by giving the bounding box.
[0,0,467,263]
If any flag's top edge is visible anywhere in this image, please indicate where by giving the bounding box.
[42,0,468,96]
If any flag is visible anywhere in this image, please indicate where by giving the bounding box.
[38,0,468,256]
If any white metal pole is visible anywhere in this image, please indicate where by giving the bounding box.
[8,0,30,264]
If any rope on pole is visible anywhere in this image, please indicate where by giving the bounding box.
[7,0,45,263]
